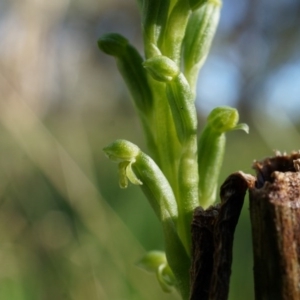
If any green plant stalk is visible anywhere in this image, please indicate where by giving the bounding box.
[165,73,199,252]
[177,136,198,252]
[144,55,199,253]
[198,130,225,208]
[150,88,195,258]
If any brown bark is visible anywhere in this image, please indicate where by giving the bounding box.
[190,172,255,300]
[249,152,300,300]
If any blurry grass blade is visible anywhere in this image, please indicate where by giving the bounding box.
[198,107,248,207]
[98,33,153,114]
[136,0,143,10]
[183,0,221,92]
[0,89,165,299]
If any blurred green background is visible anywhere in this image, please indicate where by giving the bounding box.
[0,0,299,299]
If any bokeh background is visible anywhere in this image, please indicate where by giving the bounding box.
[0,0,300,299]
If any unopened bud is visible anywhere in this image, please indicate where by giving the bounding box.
[143,56,180,82]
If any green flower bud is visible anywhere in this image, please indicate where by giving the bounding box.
[104,140,178,223]
[137,250,167,272]
[198,107,248,207]
[207,106,248,133]
[103,139,140,162]
[104,140,143,189]
[137,251,176,293]
[143,56,180,82]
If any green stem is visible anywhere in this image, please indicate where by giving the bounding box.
[177,135,199,253]
[198,130,225,208]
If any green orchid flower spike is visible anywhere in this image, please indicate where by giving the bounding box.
[99,0,248,299]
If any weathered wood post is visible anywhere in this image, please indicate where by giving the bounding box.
[190,172,254,300]
[249,152,300,300]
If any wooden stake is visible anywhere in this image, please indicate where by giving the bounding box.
[190,172,254,300]
[249,152,300,300]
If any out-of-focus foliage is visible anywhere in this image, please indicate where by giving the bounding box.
[0,0,299,299]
